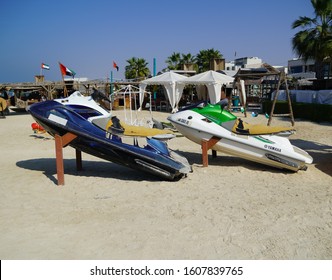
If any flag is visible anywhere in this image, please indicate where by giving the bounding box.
[41,63,50,70]
[113,61,119,71]
[59,62,76,77]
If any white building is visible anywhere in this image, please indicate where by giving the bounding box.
[225,56,263,71]
[288,58,316,79]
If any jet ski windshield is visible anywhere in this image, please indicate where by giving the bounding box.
[66,104,104,119]
[146,137,170,156]
[179,101,207,112]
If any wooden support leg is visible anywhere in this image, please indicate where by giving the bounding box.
[54,132,78,186]
[76,149,82,171]
[201,137,221,167]
[202,140,209,167]
[55,134,65,186]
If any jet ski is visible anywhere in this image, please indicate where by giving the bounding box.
[167,102,313,171]
[27,93,191,180]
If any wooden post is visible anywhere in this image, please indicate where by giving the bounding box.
[268,72,295,126]
[55,134,65,185]
[54,132,78,186]
[76,149,82,171]
[267,74,282,126]
[284,77,295,126]
[201,136,221,167]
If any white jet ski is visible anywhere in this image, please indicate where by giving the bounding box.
[167,102,313,171]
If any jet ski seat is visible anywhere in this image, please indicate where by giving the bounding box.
[104,117,175,137]
[91,116,177,138]
[231,118,295,136]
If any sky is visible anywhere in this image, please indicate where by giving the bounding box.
[0,0,314,83]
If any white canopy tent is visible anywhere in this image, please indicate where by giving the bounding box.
[178,70,234,104]
[139,72,187,112]
[111,84,152,125]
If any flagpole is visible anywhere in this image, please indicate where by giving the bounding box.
[110,70,113,95]
[110,70,114,107]
[63,73,68,97]
[153,58,156,76]
[153,58,157,100]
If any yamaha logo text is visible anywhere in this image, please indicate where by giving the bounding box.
[264,144,281,153]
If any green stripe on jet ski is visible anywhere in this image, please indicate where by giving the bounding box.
[192,104,237,124]
[254,136,275,144]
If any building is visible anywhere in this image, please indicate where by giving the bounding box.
[288,58,316,79]
[225,57,263,71]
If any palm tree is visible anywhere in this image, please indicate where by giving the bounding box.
[180,53,196,64]
[165,52,181,70]
[292,0,332,79]
[125,57,150,80]
[195,48,223,72]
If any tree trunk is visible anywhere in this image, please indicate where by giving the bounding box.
[314,60,325,80]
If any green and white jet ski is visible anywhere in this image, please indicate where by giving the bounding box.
[168,102,313,171]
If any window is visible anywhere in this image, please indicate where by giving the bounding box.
[289,66,303,74]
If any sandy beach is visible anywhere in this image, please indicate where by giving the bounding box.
[0,108,331,260]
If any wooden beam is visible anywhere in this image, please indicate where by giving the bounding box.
[76,149,82,171]
[54,132,78,186]
[55,134,65,186]
[61,132,77,146]
[284,77,295,126]
[268,72,295,126]
[201,136,221,167]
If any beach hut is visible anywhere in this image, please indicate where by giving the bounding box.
[178,70,234,104]
[139,72,187,112]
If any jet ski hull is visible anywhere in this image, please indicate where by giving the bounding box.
[28,100,191,180]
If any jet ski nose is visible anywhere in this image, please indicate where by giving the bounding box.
[180,165,193,174]
[167,112,182,122]
[167,115,174,121]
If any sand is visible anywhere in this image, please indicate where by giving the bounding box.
[0,108,331,260]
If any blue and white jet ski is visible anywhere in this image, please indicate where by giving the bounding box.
[27,92,191,180]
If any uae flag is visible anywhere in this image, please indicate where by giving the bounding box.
[41,63,50,70]
[113,61,119,71]
[59,62,76,77]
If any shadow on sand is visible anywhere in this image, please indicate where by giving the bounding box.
[176,150,292,174]
[175,137,332,176]
[16,158,160,185]
[291,139,332,176]
[16,138,331,185]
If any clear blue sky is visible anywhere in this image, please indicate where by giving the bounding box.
[0,0,314,83]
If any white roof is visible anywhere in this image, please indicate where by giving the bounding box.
[141,71,187,85]
[179,70,234,85]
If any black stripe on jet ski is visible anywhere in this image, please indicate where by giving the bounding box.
[265,153,299,168]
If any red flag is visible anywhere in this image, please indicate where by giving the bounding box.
[59,62,76,77]
[113,61,119,71]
